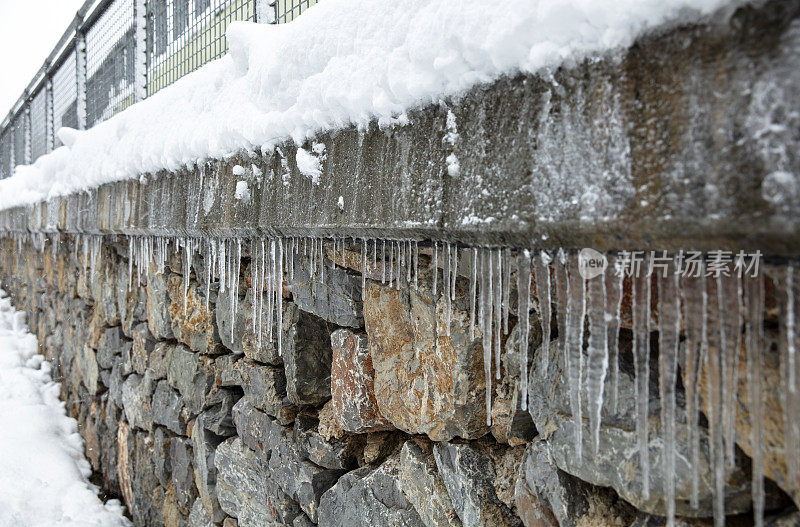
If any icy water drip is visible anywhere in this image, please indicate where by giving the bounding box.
[6,232,789,526]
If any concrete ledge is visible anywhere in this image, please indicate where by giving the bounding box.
[2,0,800,255]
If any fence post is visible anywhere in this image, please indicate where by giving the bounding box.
[134,0,147,102]
[23,102,31,165]
[256,0,277,23]
[45,72,54,153]
[75,20,87,130]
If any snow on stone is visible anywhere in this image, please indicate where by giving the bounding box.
[296,147,323,185]
[234,180,251,201]
[0,290,130,526]
[446,153,460,177]
[0,0,740,210]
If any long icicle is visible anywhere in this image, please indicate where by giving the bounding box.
[451,245,458,301]
[470,247,477,340]
[745,272,765,527]
[534,251,552,373]
[494,249,503,380]
[719,273,743,470]
[632,256,651,501]
[658,261,680,527]
[606,254,623,414]
[433,242,438,297]
[517,250,531,411]
[707,275,726,527]
[682,271,707,511]
[481,248,493,426]
[445,242,452,336]
[277,238,283,356]
[502,248,510,334]
[785,265,800,499]
[586,258,607,455]
[566,252,586,462]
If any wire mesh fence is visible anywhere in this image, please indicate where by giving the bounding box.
[29,88,48,163]
[53,51,79,148]
[86,0,136,128]
[275,0,317,24]
[1,0,318,180]
[147,0,256,96]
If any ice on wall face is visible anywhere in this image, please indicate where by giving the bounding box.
[0,0,741,210]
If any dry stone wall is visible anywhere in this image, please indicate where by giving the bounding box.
[0,235,799,527]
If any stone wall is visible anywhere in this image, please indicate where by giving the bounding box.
[1,234,799,527]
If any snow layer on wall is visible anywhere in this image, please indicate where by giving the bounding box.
[0,0,739,210]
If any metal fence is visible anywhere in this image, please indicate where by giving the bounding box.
[0,0,318,180]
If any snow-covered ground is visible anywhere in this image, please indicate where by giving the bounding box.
[0,0,741,210]
[0,289,130,526]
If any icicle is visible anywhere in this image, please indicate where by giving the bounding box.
[718,273,742,470]
[445,242,452,336]
[389,241,394,287]
[277,238,283,356]
[632,258,650,500]
[745,273,765,527]
[605,254,623,414]
[470,247,477,341]
[502,248,510,334]
[481,248,493,426]
[658,262,680,527]
[587,258,608,455]
[682,271,707,511]
[452,246,459,301]
[494,249,502,379]
[218,238,226,293]
[407,241,412,284]
[361,239,367,295]
[128,237,134,291]
[382,240,386,284]
[706,275,726,527]
[319,238,324,284]
[566,253,586,462]
[782,265,800,501]
[433,242,438,296]
[555,250,569,354]
[413,241,419,291]
[533,251,552,372]
[517,250,531,410]
[395,241,401,291]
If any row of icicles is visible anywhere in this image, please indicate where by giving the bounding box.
[9,231,800,527]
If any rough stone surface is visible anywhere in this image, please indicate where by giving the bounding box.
[153,380,188,434]
[330,328,393,433]
[167,275,223,355]
[398,440,462,527]
[192,415,226,523]
[282,302,333,406]
[294,414,363,470]
[363,275,489,441]
[235,359,296,425]
[290,253,363,328]
[514,440,636,527]
[433,442,521,527]
[318,456,425,527]
[146,271,175,339]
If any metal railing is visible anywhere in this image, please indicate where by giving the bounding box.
[0,0,318,180]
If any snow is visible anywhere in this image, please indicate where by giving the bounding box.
[296,147,322,185]
[0,290,130,526]
[232,164,246,176]
[234,180,250,201]
[0,0,740,210]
